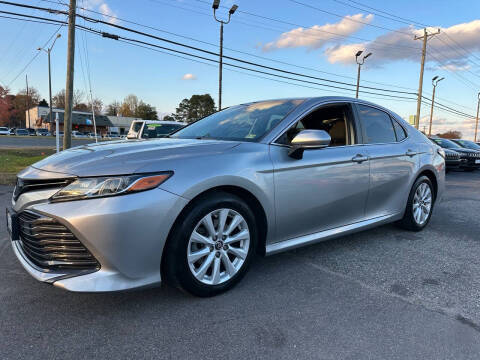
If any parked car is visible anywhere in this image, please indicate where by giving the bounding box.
[14,128,29,136]
[105,132,120,139]
[0,126,10,135]
[36,128,50,136]
[53,131,64,137]
[26,128,37,136]
[430,137,480,171]
[7,97,445,297]
[127,120,187,139]
[443,148,464,172]
[451,139,480,151]
[87,132,101,139]
[9,128,16,135]
[72,131,88,138]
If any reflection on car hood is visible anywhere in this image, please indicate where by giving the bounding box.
[27,138,240,177]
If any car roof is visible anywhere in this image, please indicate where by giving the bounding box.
[240,96,398,116]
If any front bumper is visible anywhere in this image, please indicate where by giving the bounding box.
[9,187,188,292]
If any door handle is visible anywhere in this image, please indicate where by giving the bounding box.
[352,154,369,163]
[405,149,417,157]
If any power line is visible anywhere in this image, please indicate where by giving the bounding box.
[333,0,480,71]
[0,3,419,96]
[3,4,476,121]
[73,0,418,92]
[288,0,413,36]
[189,0,420,51]
[5,21,64,87]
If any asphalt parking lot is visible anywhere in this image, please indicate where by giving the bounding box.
[1,171,480,359]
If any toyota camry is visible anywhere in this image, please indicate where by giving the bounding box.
[6,97,445,296]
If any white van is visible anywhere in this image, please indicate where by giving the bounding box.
[127,120,187,139]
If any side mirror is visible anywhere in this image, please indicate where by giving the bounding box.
[288,129,331,159]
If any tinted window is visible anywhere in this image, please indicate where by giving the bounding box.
[453,139,480,150]
[143,124,183,138]
[392,120,407,141]
[431,138,461,149]
[357,105,396,144]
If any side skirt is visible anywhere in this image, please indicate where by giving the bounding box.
[265,213,401,255]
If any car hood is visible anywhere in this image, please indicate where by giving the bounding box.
[26,138,240,177]
[443,148,459,155]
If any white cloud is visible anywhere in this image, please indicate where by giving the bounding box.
[98,3,118,24]
[262,14,374,52]
[82,1,118,24]
[182,73,197,80]
[325,19,480,69]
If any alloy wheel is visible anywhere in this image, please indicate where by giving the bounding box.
[187,208,250,285]
[412,182,432,225]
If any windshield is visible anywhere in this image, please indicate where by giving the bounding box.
[172,99,304,142]
[453,139,480,150]
[431,138,461,149]
[143,124,183,138]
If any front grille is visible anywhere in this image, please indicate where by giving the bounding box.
[14,177,74,201]
[445,152,460,160]
[17,210,99,271]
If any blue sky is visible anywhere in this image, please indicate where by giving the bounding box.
[1,0,480,138]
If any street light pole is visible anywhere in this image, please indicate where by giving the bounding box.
[355,51,372,99]
[212,0,238,111]
[428,76,444,137]
[475,92,480,143]
[39,34,61,144]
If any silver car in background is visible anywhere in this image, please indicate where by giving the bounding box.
[6,97,445,296]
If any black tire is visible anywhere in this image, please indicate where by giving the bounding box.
[397,175,435,231]
[163,191,257,297]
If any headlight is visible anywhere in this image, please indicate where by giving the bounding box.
[51,172,172,202]
[437,148,445,159]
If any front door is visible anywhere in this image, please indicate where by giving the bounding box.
[270,103,370,243]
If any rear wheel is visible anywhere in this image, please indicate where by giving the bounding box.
[398,176,434,231]
[164,192,256,297]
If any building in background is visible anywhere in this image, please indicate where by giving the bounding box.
[26,106,140,136]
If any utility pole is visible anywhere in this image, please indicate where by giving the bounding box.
[25,75,30,128]
[355,50,372,99]
[474,92,480,143]
[63,0,76,150]
[212,0,238,111]
[38,34,61,138]
[414,28,440,129]
[428,76,444,136]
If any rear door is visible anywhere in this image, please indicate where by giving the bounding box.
[354,104,417,218]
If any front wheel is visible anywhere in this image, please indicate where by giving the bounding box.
[398,176,435,231]
[164,192,257,297]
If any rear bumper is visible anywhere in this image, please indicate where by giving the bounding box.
[10,187,188,292]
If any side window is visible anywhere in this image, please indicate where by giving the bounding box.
[357,104,396,144]
[276,104,355,147]
[392,119,407,141]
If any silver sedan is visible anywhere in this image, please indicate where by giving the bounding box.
[6,97,445,296]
